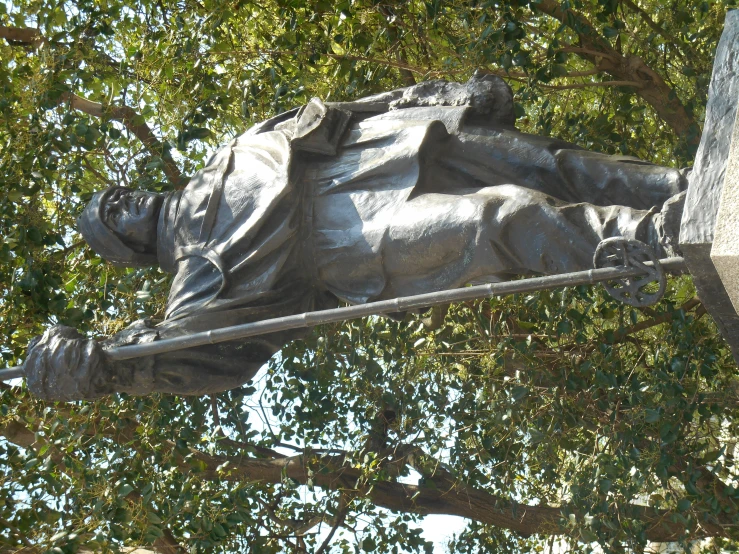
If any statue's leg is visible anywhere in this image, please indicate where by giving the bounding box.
[425,127,686,209]
[374,184,665,300]
[309,121,684,305]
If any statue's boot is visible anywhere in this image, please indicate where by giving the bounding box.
[649,190,686,259]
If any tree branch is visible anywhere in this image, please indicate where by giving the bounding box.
[315,495,349,554]
[323,51,429,75]
[2,410,732,543]
[0,418,185,554]
[60,92,183,187]
[620,0,695,62]
[0,417,37,449]
[555,46,619,61]
[539,80,643,90]
[173,443,727,542]
[210,395,286,458]
[555,68,602,78]
[667,458,738,517]
[563,297,704,353]
[607,298,701,345]
[534,0,699,145]
[0,26,43,47]
[0,515,35,548]
[152,528,187,554]
[376,5,416,86]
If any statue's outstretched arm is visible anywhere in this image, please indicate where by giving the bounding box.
[24,320,270,401]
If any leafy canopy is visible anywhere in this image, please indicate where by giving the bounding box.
[0,0,736,552]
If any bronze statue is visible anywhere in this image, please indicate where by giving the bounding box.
[24,74,687,401]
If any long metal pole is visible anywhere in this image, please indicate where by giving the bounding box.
[0,257,686,381]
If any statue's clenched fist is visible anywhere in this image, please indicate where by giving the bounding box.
[25,325,108,401]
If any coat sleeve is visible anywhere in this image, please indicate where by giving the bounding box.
[101,320,278,397]
[24,319,283,401]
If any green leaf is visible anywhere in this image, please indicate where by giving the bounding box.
[580,528,598,543]
[645,409,661,423]
[24,458,39,470]
[599,479,612,493]
[213,522,227,537]
[511,386,529,402]
[702,448,723,463]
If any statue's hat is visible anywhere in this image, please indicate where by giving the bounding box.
[77,187,158,268]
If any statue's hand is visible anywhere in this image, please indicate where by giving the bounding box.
[25,325,109,401]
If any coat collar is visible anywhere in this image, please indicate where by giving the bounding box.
[156,190,182,273]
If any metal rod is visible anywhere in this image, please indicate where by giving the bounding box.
[0,367,24,381]
[0,257,686,381]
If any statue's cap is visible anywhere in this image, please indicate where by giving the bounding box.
[77,186,158,268]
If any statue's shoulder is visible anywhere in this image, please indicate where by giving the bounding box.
[355,72,516,129]
[241,72,516,139]
[229,73,516,160]
[412,73,514,127]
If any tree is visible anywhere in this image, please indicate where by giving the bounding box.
[0,0,736,552]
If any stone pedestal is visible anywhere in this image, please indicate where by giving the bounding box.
[679,9,739,362]
[712,110,739,315]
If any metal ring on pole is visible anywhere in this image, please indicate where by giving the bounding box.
[593,238,666,307]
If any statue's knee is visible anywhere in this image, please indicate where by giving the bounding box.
[478,185,558,223]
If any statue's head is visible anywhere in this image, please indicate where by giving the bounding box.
[77,186,164,267]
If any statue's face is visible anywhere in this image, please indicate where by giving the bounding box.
[101,187,163,254]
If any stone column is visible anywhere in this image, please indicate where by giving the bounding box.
[712,109,739,316]
[679,9,739,363]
